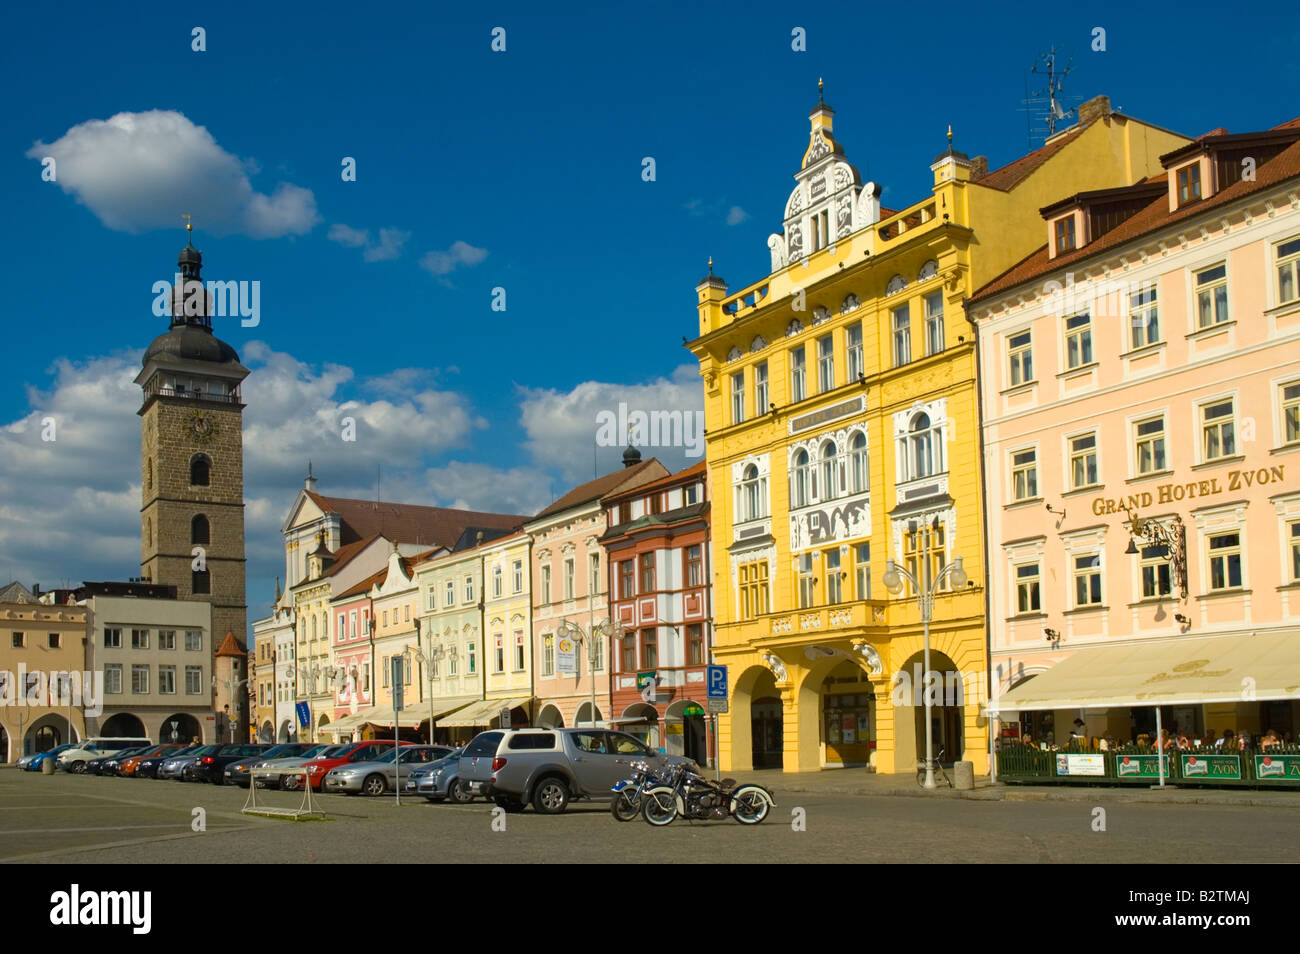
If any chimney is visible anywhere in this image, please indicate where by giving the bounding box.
[970,156,988,180]
[1078,94,1111,125]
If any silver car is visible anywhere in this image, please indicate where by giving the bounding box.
[403,748,473,802]
[324,745,452,795]
[157,745,217,780]
[252,743,340,790]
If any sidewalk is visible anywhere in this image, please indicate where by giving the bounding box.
[740,767,1300,808]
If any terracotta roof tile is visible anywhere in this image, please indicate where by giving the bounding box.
[216,631,246,657]
[530,459,669,521]
[305,491,526,550]
[606,460,707,499]
[974,123,1091,192]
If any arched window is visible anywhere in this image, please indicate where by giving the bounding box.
[791,451,811,508]
[850,432,869,494]
[144,518,152,547]
[145,457,153,492]
[820,441,839,501]
[310,616,317,640]
[190,455,211,487]
[192,569,211,595]
[908,413,942,480]
[191,514,210,545]
[741,464,764,521]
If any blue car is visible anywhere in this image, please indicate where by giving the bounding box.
[24,743,81,771]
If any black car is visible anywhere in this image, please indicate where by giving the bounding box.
[136,744,203,779]
[184,743,271,784]
[86,746,150,776]
[223,743,317,787]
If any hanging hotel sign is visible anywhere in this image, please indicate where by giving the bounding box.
[1254,754,1300,780]
[1180,753,1241,780]
[556,636,577,675]
[1091,465,1285,516]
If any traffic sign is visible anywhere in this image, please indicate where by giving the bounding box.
[391,657,404,711]
[706,664,728,699]
[707,697,729,714]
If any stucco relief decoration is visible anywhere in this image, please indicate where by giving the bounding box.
[799,613,821,630]
[787,222,803,259]
[812,306,832,326]
[726,346,743,362]
[807,135,830,165]
[810,172,827,200]
[840,293,860,314]
[837,195,853,237]
[786,318,803,337]
[886,274,907,296]
[787,187,805,216]
[833,165,851,190]
[767,234,788,271]
[918,259,939,282]
[851,640,883,675]
[760,652,788,682]
[750,335,767,353]
[828,608,853,627]
[770,617,793,635]
[790,503,869,553]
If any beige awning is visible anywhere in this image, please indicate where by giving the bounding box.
[440,697,530,728]
[319,711,367,735]
[992,630,1300,713]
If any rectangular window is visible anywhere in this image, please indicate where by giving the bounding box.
[1201,399,1236,461]
[639,552,656,593]
[589,553,600,596]
[448,651,457,678]
[686,544,703,587]
[131,628,149,650]
[465,576,474,603]
[924,291,944,355]
[1055,216,1076,253]
[731,371,746,424]
[1065,313,1093,368]
[10,632,24,649]
[754,361,769,415]
[495,635,505,673]
[798,554,815,609]
[383,610,388,627]
[826,548,843,604]
[467,643,476,675]
[687,624,704,666]
[738,561,770,620]
[1069,433,1098,489]
[621,632,636,672]
[620,559,635,599]
[1278,237,1300,304]
[1208,532,1243,591]
[158,629,176,651]
[1074,554,1102,607]
[1129,285,1160,348]
[1134,416,1167,476]
[349,611,358,638]
[1195,263,1229,328]
[854,543,871,601]
[185,666,203,694]
[445,581,454,607]
[492,567,502,598]
[185,630,202,651]
[1140,545,1172,599]
[1289,521,1300,583]
[591,633,603,672]
[1008,331,1033,386]
[382,657,390,688]
[846,324,863,381]
[790,347,806,402]
[105,664,122,695]
[158,666,176,695]
[564,559,575,600]
[641,629,658,670]
[541,565,551,603]
[1015,563,1042,614]
[904,523,947,594]
[1282,382,1300,446]
[512,559,523,593]
[47,633,60,649]
[818,335,835,392]
[514,631,525,671]
[892,304,911,366]
[131,665,150,695]
[1177,164,1202,205]
[427,589,436,611]
[1011,449,1038,501]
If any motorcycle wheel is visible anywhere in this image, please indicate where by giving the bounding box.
[610,790,639,822]
[641,787,678,827]
[730,786,771,825]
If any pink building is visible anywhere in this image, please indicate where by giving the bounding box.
[330,574,378,732]
[970,119,1300,747]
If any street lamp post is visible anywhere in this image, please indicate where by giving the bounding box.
[557,619,614,727]
[882,526,967,791]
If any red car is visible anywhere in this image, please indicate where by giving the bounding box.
[301,740,417,790]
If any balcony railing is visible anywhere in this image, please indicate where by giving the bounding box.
[142,382,242,403]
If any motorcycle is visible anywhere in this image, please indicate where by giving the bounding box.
[640,761,775,826]
[609,759,664,822]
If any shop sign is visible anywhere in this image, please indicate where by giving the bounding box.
[681,703,705,717]
[707,697,728,714]
[1091,464,1285,515]
[1056,753,1105,776]
[1254,754,1300,780]
[556,636,577,675]
[1181,753,1240,779]
[1114,753,1170,778]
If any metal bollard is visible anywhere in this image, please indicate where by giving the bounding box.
[953,760,974,790]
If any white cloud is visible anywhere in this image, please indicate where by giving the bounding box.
[726,205,750,226]
[328,224,410,262]
[327,224,370,248]
[421,461,554,516]
[28,110,320,238]
[517,364,705,485]
[419,240,488,277]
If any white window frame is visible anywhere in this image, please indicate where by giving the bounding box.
[1198,395,1238,463]
[1128,283,1160,350]
[731,371,746,424]
[790,346,806,402]
[1007,330,1033,387]
[892,303,911,367]
[1276,235,1300,306]
[1194,262,1230,329]
[1131,414,1168,477]
[1205,529,1245,593]
[1072,552,1103,608]
[754,361,769,414]
[1067,430,1100,490]
[1064,312,1093,370]
[846,324,863,381]
[817,335,835,392]
[1010,446,1038,502]
[1014,562,1042,615]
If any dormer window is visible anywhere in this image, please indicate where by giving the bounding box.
[1055,216,1076,253]
[1176,164,1202,205]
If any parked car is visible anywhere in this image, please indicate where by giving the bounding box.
[57,737,152,773]
[85,748,143,775]
[158,745,218,780]
[102,745,168,777]
[300,740,418,791]
[252,744,340,790]
[404,747,472,802]
[223,743,317,787]
[182,744,270,783]
[458,728,695,814]
[25,743,82,772]
[14,752,41,770]
[324,745,454,795]
[119,745,184,777]
[134,745,202,779]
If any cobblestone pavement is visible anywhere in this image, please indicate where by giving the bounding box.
[3,769,1297,864]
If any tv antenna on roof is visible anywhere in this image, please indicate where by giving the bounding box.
[1021,46,1077,148]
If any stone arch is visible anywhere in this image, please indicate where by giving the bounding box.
[190,453,211,487]
[260,720,275,743]
[732,664,782,772]
[159,712,203,744]
[191,513,210,545]
[278,719,293,742]
[664,698,708,763]
[537,704,564,729]
[800,656,878,770]
[100,712,147,738]
[894,649,966,766]
[27,712,73,752]
[575,702,603,727]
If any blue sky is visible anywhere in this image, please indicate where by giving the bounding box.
[0,0,1294,622]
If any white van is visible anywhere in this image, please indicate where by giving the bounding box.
[57,737,152,773]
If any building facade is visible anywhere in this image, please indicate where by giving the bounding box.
[478,531,534,731]
[602,462,714,762]
[687,90,1188,773]
[414,543,489,744]
[970,120,1300,745]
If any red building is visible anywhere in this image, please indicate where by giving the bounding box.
[601,462,713,765]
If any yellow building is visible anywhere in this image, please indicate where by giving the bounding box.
[688,89,1187,774]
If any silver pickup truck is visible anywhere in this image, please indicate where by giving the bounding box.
[458,728,694,814]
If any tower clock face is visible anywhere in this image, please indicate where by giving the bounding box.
[183,408,217,444]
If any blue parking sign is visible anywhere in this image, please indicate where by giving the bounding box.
[706,665,728,699]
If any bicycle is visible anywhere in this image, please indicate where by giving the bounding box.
[916,746,952,788]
